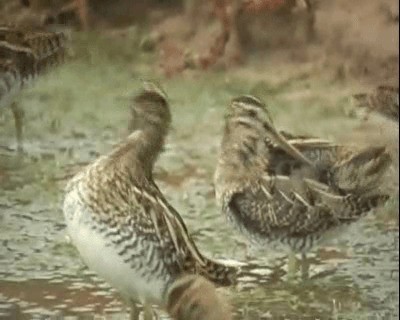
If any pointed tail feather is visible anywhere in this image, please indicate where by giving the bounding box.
[338,193,390,219]
[305,178,390,219]
[353,193,391,213]
[198,257,238,287]
[330,146,391,194]
[184,256,238,287]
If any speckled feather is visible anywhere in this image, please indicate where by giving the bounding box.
[66,153,236,283]
[166,274,232,320]
[64,86,237,307]
[214,95,391,252]
[353,85,399,122]
[0,25,66,108]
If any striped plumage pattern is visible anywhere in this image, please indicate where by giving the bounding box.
[0,25,67,150]
[353,85,399,122]
[214,95,391,254]
[63,83,237,316]
[166,274,232,320]
[0,25,66,107]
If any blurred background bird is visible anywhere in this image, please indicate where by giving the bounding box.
[0,24,66,152]
[353,85,399,123]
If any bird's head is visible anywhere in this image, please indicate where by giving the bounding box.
[129,80,171,133]
[226,94,314,167]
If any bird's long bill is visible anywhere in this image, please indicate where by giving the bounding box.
[267,127,315,168]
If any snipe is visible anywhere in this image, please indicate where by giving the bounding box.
[353,85,399,122]
[63,82,237,319]
[214,95,391,279]
[0,25,66,152]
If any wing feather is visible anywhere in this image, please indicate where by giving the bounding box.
[132,183,207,268]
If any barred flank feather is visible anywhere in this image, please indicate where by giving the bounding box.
[166,274,232,320]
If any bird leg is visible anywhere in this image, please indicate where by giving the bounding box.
[300,252,309,280]
[143,303,155,320]
[129,301,140,320]
[10,102,24,153]
[287,251,298,280]
[244,243,251,260]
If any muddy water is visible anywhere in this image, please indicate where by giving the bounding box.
[0,33,399,319]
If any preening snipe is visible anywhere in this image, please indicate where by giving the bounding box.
[214,95,391,279]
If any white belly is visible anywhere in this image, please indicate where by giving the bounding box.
[63,188,168,305]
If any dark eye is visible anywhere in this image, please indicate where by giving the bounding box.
[247,109,257,118]
[263,122,271,130]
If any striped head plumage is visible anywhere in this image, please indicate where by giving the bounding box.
[218,95,314,181]
[220,95,270,174]
[128,80,171,133]
[232,95,313,165]
[120,80,172,175]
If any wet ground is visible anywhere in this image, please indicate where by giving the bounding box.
[0,31,399,319]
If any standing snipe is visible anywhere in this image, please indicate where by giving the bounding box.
[0,25,66,152]
[353,85,399,122]
[214,95,391,279]
[63,82,237,319]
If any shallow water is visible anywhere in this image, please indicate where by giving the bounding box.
[0,32,399,320]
